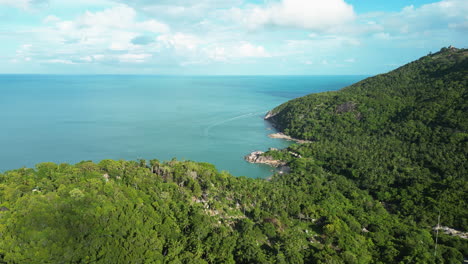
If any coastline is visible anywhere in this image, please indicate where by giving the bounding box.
[244,151,286,167]
[264,110,312,144]
[244,151,291,178]
[268,132,312,144]
[243,112,311,176]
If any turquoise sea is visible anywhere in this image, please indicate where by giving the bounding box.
[0,75,365,178]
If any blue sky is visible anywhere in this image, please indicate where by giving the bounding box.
[0,0,466,75]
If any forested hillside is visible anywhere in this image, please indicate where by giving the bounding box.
[0,47,466,263]
[265,46,468,253]
[0,159,465,263]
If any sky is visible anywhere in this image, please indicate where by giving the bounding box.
[0,0,466,75]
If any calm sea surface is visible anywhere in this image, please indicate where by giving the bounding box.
[0,75,366,178]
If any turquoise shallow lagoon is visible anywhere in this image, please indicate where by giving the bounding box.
[0,75,365,178]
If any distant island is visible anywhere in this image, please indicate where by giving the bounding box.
[0,47,466,263]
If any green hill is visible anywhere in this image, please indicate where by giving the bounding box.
[0,48,466,263]
[265,47,467,231]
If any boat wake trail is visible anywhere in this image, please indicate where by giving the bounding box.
[204,110,268,137]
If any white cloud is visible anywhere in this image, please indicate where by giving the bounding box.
[157,33,201,52]
[44,53,153,64]
[49,0,114,6]
[138,20,170,34]
[237,42,270,58]
[21,44,33,49]
[7,5,171,67]
[369,0,468,36]
[284,35,361,55]
[155,32,271,63]
[109,42,130,51]
[0,0,46,10]
[43,15,60,24]
[14,44,34,62]
[80,56,93,62]
[45,59,75,64]
[231,0,355,31]
[45,5,169,48]
[0,0,24,9]
[118,53,152,63]
[3,0,466,74]
[120,0,242,24]
[92,54,105,61]
[51,7,165,51]
[373,32,391,40]
[77,6,136,28]
[207,46,227,61]
[202,41,271,63]
[70,5,168,34]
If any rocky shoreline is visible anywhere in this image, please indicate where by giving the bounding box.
[244,151,291,176]
[268,132,312,144]
[264,110,312,144]
[244,151,286,167]
[243,111,310,176]
[264,110,278,120]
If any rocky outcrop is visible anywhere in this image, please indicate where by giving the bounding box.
[335,101,356,114]
[434,225,467,239]
[244,151,286,167]
[268,133,312,144]
[103,173,110,182]
[335,101,362,120]
[264,111,282,130]
[264,111,278,120]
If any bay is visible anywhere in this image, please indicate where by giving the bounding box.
[0,75,366,178]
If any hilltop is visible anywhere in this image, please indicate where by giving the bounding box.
[265,47,467,231]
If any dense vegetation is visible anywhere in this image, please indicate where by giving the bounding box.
[0,47,466,263]
[265,47,468,258]
[1,159,465,263]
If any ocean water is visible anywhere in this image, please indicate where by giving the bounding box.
[0,75,365,178]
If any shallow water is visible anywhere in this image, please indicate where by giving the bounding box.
[0,75,365,178]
